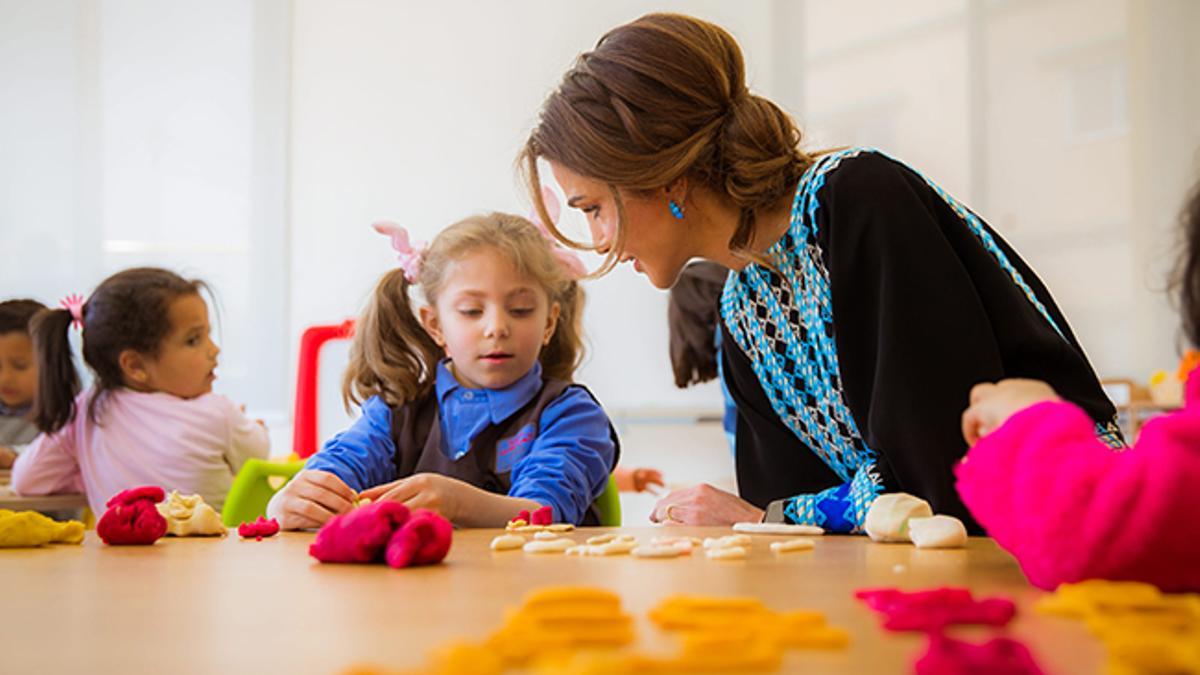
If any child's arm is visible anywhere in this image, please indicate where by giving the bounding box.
[956,399,1200,590]
[507,387,617,524]
[357,473,543,528]
[10,428,81,496]
[357,388,618,528]
[221,398,270,474]
[269,396,399,530]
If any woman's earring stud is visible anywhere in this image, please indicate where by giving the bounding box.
[668,200,684,220]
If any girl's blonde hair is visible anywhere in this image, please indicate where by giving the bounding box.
[343,212,586,409]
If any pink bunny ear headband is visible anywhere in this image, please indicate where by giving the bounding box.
[372,189,587,282]
[528,186,587,280]
[59,293,85,329]
[371,222,427,283]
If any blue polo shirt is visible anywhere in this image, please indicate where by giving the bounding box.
[304,360,616,524]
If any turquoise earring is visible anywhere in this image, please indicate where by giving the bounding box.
[668,200,684,220]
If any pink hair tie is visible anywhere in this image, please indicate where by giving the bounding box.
[372,222,427,283]
[530,186,587,280]
[59,293,85,330]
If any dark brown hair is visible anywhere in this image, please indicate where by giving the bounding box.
[0,299,47,335]
[1172,179,1200,347]
[31,267,206,433]
[343,213,586,409]
[520,12,815,273]
[668,261,728,388]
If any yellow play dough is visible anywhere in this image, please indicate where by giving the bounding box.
[1037,581,1200,674]
[0,509,85,547]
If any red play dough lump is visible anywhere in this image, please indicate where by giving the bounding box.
[530,506,553,526]
[309,501,452,568]
[97,486,169,545]
[915,634,1045,675]
[855,587,1016,632]
[385,509,453,568]
[238,516,280,540]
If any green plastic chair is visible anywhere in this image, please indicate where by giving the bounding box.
[593,474,621,526]
[221,458,305,527]
[222,459,621,527]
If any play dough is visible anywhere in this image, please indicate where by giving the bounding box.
[0,509,84,547]
[864,493,933,543]
[97,486,168,545]
[157,491,225,536]
[908,515,967,549]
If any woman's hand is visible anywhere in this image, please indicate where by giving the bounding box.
[267,469,357,530]
[358,473,472,522]
[650,483,763,526]
[0,445,16,469]
[961,379,1060,446]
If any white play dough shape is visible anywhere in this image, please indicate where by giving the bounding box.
[908,515,968,549]
[864,493,933,542]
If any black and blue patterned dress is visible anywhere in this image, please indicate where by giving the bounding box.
[720,148,1122,534]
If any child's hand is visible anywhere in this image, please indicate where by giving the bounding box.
[614,467,666,494]
[357,473,470,522]
[0,445,15,470]
[961,379,1060,446]
[267,469,357,530]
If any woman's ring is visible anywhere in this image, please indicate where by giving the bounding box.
[665,503,681,523]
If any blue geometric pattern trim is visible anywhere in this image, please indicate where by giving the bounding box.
[721,147,1124,534]
[721,148,877,486]
[877,151,1066,339]
[784,463,883,532]
[885,149,1126,449]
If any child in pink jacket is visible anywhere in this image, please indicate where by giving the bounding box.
[12,268,268,514]
[958,186,1200,592]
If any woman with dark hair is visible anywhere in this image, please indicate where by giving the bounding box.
[958,182,1200,591]
[521,13,1119,532]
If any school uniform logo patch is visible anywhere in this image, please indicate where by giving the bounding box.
[496,423,535,473]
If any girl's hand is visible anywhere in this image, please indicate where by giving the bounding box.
[631,467,665,494]
[267,469,357,530]
[613,466,666,494]
[961,379,1060,446]
[650,483,763,526]
[0,445,16,469]
[358,473,470,522]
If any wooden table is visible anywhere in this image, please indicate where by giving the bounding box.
[0,527,1104,674]
[0,469,88,511]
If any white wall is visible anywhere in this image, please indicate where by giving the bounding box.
[4,0,1198,451]
[0,0,291,430]
[793,0,1200,380]
[289,0,781,436]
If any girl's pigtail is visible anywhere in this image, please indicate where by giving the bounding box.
[342,268,443,410]
[30,308,81,433]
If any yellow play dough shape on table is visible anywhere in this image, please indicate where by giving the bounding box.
[0,509,85,547]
